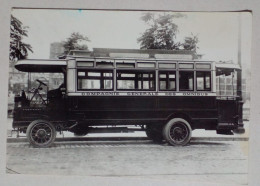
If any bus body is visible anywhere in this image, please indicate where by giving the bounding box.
[12,53,245,147]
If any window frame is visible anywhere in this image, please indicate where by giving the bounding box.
[158,70,177,91]
[77,69,114,91]
[196,71,212,91]
[116,69,156,91]
[179,70,195,91]
[179,63,194,69]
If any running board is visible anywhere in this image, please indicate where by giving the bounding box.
[88,127,144,133]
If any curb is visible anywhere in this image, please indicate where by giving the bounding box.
[6,136,249,143]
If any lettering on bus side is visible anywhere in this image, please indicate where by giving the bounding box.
[126,92,158,96]
[82,92,120,96]
[79,92,211,96]
[165,92,176,96]
[182,92,208,96]
[81,92,159,96]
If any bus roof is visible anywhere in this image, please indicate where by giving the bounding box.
[15,59,67,72]
[15,58,241,73]
[215,62,241,70]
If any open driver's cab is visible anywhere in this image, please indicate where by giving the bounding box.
[14,59,67,108]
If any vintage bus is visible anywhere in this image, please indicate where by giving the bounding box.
[12,52,245,147]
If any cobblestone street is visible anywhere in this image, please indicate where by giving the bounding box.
[6,140,248,185]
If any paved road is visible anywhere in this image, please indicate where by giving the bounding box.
[6,140,248,185]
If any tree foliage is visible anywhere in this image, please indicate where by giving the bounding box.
[63,32,90,54]
[183,33,199,52]
[138,13,199,52]
[10,15,33,61]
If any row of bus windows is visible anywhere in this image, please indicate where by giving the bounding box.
[77,70,211,91]
[77,61,212,70]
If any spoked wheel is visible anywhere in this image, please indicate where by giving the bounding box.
[163,118,192,146]
[146,125,164,143]
[26,120,56,148]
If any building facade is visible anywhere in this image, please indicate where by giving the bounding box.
[49,42,65,59]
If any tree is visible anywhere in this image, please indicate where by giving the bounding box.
[182,33,199,52]
[62,32,90,54]
[138,13,199,52]
[10,15,33,62]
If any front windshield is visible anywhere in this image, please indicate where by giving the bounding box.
[29,72,63,93]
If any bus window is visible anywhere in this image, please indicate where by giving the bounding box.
[216,69,237,96]
[117,72,135,89]
[77,70,113,90]
[117,70,155,90]
[159,71,176,91]
[179,63,194,69]
[96,62,114,68]
[116,63,135,68]
[137,62,155,68]
[196,71,211,91]
[158,63,176,69]
[77,61,94,67]
[179,71,194,91]
[196,63,211,69]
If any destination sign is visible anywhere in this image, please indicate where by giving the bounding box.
[68,92,215,96]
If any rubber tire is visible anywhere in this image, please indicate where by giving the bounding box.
[26,120,56,148]
[163,118,192,146]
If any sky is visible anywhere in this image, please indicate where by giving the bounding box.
[11,9,252,69]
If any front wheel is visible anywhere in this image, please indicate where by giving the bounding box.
[163,118,192,146]
[26,120,56,148]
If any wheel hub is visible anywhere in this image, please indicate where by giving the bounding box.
[36,129,47,138]
[170,124,188,142]
[174,127,183,135]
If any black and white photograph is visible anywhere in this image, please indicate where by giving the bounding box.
[4,6,253,186]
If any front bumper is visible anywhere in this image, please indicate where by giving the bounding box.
[233,125,245,134]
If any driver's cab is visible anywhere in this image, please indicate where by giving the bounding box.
[14,59,67,109]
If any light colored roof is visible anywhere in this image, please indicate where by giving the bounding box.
[215,62,241,70]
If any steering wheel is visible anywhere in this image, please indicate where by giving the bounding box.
[36,79,47,86]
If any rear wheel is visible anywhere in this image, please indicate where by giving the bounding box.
[163,118,192,146]
[26,120,56,148]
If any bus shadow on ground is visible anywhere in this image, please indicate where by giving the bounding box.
[20,140,228,148]
[188,141,228,146]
